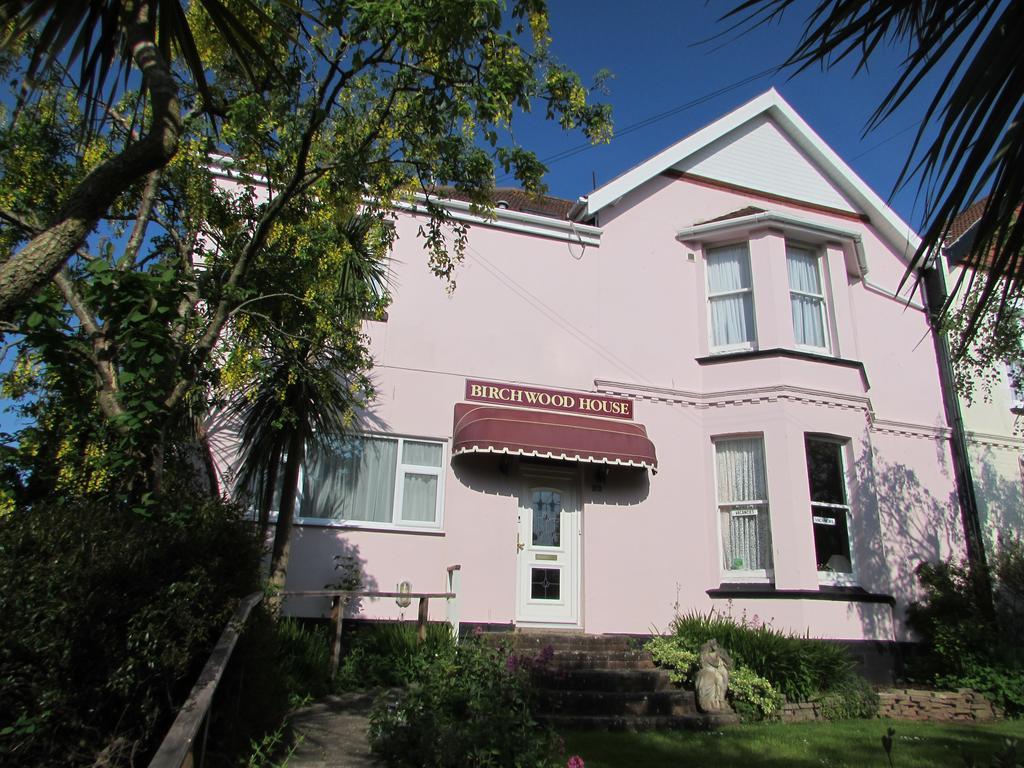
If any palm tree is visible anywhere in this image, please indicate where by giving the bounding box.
[229,213,389,602]
[723,0,1023,346]
[0,0,280,318]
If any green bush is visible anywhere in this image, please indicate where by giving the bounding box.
[907,541,1024,715]
[0,492,263,767]
[335,620,458,691]
[670,610,854,702]
[368,637,560,768]
[816,675,879,720]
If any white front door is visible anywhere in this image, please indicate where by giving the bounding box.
[516,472,580,626]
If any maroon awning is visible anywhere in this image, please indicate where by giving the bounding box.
[452,403,657,472]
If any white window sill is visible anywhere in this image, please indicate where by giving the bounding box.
[293,518,445,535]
[818,572,858,587]
[720,572,773,583]
[709,344,757,355]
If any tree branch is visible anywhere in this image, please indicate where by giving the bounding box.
[0,0,182,320]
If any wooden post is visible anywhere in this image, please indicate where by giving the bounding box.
[330,595,346,676]
[417,596,429,643]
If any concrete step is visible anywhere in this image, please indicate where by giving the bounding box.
[534,668,673,692]
[542,712,741,732]
[537,689,700,718]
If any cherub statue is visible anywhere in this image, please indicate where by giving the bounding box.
[695,638,733,713]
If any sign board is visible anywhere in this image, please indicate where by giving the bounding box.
[465,379,634,420]
[813,515,837,526]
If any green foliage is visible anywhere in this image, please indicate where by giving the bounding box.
[670,609,855,703]
[817,675,880,721]
[335,621,458,691]
[644,636,698,685]
[727,665,785,719]
[908,542,1024,715]
[367,637,560,768]
[0,491,262,767]
[943,285,1024,407]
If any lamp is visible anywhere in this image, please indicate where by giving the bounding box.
[396,580,412,608]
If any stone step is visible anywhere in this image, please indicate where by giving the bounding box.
[534,668,673,693]
[483,632,638,653]
[541,712,741,732]
[537,689,700,718]
[538,650,656,670]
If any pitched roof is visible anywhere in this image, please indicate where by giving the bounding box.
[944,196,989,248]
[573,89,920,261]
[433,186,574,220]
[699,206,767,225]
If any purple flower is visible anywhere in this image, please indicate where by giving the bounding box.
[537,644,555,665]
[505,654,520,673]
[567,756,585,768]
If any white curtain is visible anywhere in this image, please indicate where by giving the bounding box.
[787,246,826,348]
[301,436,397,522]
[707,245,755,348]
[716,438,773,571]
[401,473,438,522]
[402,440,442,467]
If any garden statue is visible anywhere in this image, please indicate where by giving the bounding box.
[695,639,733,713]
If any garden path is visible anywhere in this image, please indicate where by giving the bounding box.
[288,691,383,767]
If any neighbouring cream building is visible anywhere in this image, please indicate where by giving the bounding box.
[215,90,1022,666]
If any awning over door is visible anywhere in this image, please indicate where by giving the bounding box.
[452,403,658,472]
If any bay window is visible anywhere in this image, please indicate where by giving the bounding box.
[706,243,756,351]
[299,434,445,528]
[715,436,773,576]
[786,243,828,350]
[804,437,853,580]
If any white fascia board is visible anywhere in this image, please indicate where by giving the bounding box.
[402,194,602,246]
[582,90,782,217]
[766,95,921,260]
[676,210,869,274]
[579,89,921,262]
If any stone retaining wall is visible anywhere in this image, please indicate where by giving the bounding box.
[780,688,1001,723]
[877,688,1002,722]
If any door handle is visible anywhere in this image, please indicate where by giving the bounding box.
[516,533,525,552]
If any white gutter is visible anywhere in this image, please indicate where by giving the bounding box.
[402,193,603,247]
[675,210,869,275]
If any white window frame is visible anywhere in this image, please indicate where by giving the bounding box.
[786,241,830,353]
[705,243,757,354]
[805,436,856,586]
[713,435,774,582]
[1006,362,1024,414]
[295,433,446,532]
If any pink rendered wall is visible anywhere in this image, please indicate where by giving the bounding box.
[269,172,965,642]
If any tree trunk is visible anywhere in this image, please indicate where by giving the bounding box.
[267,429,304,615]
[257,442,282,545]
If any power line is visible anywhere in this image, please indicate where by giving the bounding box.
[497,67,776,182]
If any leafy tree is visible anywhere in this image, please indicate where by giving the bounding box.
[0,0,276,319]
[723,0,1023,346]
[0,0,612,502]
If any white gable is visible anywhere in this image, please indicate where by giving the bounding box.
[672,115,856,213]
[578,90,920,260]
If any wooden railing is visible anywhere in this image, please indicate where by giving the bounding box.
[148,565,461,768]
[148,591,263,768]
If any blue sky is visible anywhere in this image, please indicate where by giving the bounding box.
[507,1,944,232]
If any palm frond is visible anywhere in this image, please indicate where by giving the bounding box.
[721,0,1024,346]
[0,0,285,119]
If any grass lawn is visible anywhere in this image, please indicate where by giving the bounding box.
[560,719,1024,768]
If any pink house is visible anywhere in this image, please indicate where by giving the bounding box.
[241,90,991,667]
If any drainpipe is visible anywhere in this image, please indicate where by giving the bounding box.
[920,262,994,614]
